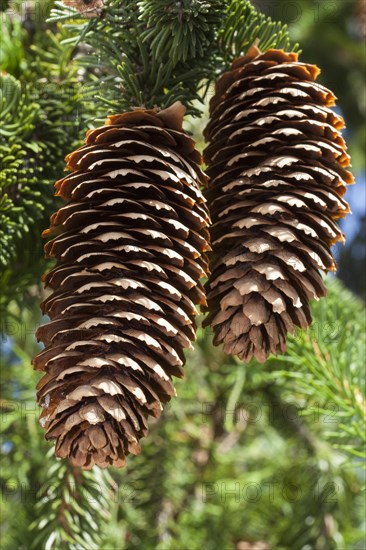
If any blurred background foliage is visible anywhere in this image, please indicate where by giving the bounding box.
[0,0,365,549]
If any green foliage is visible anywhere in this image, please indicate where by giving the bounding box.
[138,0,224,65]
[219,0,300,62]
[30,460,114,550]
[0,13,27,76]
[50,0,219,115]
[0,0,10,11]
[0,8,91,308]
[267,278,366,461]
[0,74,44,270]
[49,0,297,116]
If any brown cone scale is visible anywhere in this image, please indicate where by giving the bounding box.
[33,102,210,469]
[203,46,354,364]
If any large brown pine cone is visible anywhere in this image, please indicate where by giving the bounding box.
[203,46,353,364]
[61,0,104,18]
[33,102,210,469]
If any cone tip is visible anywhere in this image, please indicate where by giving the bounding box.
[156,101,186,131]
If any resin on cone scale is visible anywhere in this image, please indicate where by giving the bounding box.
[33,102,210,469]
[203,45,353,364]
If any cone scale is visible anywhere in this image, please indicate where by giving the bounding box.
[33,103,210,469]
[203,46,354,364]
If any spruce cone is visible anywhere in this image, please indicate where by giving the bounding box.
[203,46,353,364]
[62,0,104,18]
[33,102,210,469]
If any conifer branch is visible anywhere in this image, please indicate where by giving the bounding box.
[264,279,366,462]
[49,0,222,115]
[0,11,89,305]
[219,0,300,63]
[30,460,114,549]
[49,0,298,116]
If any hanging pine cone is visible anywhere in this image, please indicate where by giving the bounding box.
[33,102,210,469]
[203,45,353,364]
[62,0,104,18]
